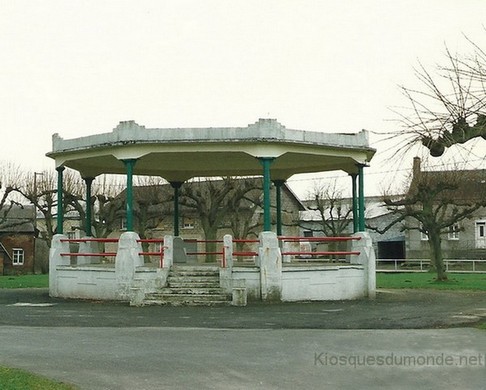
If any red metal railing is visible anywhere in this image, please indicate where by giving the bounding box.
[184,238,259,267]
[184,239,225,266]
[232,239,259,264]
[60,237,166,268]
[60,238,119,259]
[59,235,361,267]
[138,238,165,268]
[278,236,361,242]
[278,236,361,259]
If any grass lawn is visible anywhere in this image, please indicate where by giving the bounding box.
[0,274,49,289]
[0,366,76,389]
[1,272,485,291]
[377,272,486,291]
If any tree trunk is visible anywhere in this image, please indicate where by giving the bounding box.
[428,232,447,281]
[204,226,218,263]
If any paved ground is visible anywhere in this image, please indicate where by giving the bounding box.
[0,288,485,389]
[1,288,486,329]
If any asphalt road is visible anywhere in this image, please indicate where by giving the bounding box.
[0,288,485,389]
[1,288,486,329]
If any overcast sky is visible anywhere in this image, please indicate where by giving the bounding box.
[1,0,486,197]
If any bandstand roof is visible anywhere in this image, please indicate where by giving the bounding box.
[47,119,376,181]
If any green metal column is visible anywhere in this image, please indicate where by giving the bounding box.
[259,157,274,232]
[358,165,365,232]
[170,181,183,236]
[273,180,285,236]
[350,173,358,233]
[122,159,137,232]
[56,166,65,234]
[84,177,94,237]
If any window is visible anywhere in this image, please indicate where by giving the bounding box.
[303,230,314,238]
[448,224,460,240]
[420,225,428,241]
[121,218,127,230]
[13,248,24,265]
[182,217,194,229]
[477,222,486,238]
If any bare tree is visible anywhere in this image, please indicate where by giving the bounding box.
[303,180,353,258]
[224,180,263,261]
[179,177,262,262]
[393,37,486,158]
[131,180,171,262]
[306,180,353,237]
[373,167,486,281]
[385,34,486,280]
[0,161,24,227]
[12,169,58,243]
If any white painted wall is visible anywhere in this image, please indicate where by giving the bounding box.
[281,266,366,301]
[54,266,118,300]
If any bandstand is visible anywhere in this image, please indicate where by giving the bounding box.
[47,119,377,305]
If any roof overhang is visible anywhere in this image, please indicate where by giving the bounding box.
[47,119,376,181]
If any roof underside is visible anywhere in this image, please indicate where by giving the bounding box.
[47,119,376,181]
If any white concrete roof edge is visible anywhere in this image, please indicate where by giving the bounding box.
[49,119,374,155]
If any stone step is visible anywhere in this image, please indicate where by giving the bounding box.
[151,287,226,295]
[140,265,230,306]
[142,298,230,306]
[168,275,219,283]
[169,270,220,277]
[147,292,229,300]
[171,266,219,273]
[168,282,221,289]
[144,293,230,306]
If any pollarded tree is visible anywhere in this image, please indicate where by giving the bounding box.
[13,169,60,244]
[387,33,486,280]
[306,180,353,237]
[303,180,353,258]
[0,161,24,227]
[393,36,486,157]
[178,177,263,262]
[63,174,126,239]
[375,162,486,281]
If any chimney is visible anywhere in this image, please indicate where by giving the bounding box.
[413,157,421,177]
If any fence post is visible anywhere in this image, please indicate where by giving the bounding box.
[352,232,376,299]
[49,234,70,297]
[163,235,173,268]
[259,231,282,302]
[115,231,143,300]
[223,234,233,269]
[220,234,234,295]
[77,239,100,265]
[282,238,292,263]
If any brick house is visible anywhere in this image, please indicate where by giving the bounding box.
[0,205,36,275]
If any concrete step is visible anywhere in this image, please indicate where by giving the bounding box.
[168,275,219,283]
[168,281,221,289]
[144,292,230,306]
[142,298,230,306]
[151,287,226,295]
[171,265,219,273]
[140,265,230,306]
[169,271,220,277]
